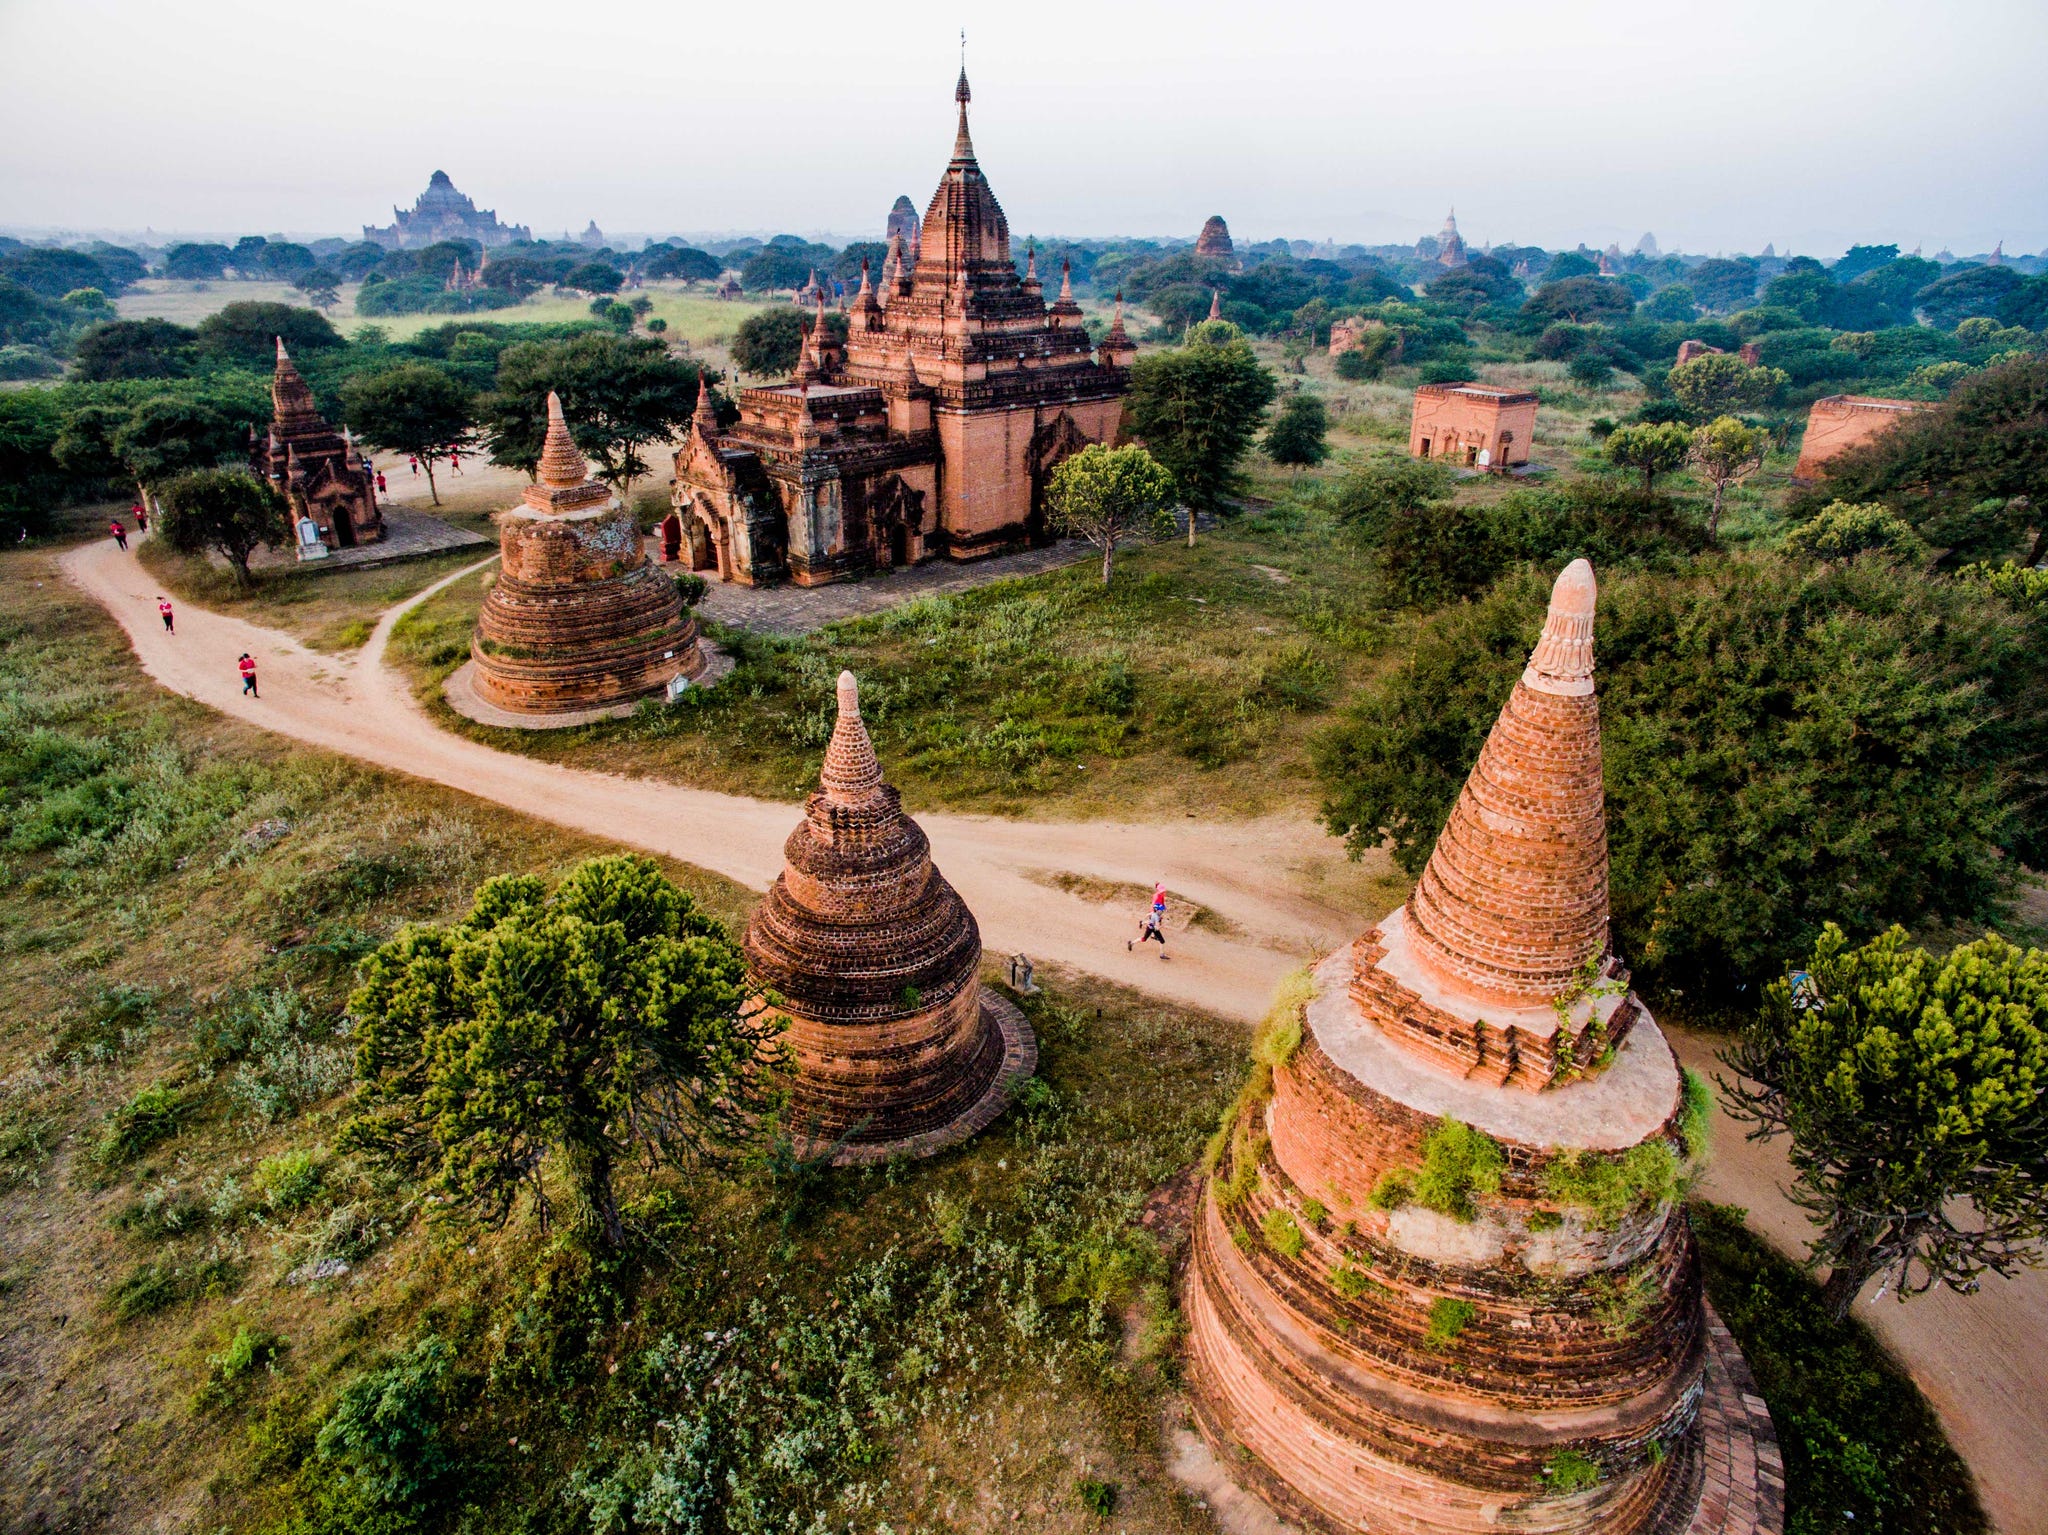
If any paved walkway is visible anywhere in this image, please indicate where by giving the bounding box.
[689,539,1096,635]
[245,507,489,573]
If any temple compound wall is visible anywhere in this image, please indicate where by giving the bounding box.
[1183,561,1781,1535]
[670,69,1134,588]
[1791,394,1926,481]
[1410,382,1538,469]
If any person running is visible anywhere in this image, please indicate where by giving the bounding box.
[408,455,420,478]
[1152,881,1169,925]
[238,653,259,698]
[158,597,174,634]
[448,447,464,475]
[1129,908,1167,951]
[132,501,148,532]
[375,470,387,495]
[110,519,128,552]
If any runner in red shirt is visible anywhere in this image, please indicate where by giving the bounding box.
[158,598,174,634]
[238,653,259,698]
[110,519,128,552]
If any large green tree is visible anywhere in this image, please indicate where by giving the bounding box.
[343,855,788,1248]
[194,301,343,369]
[53,380,266,512]
[1315,557,2048,1015]
[340,363,476,506]
[1688,415,1768,536]
[1668,352,1788,418]
[1520,276,1633,324]
[1044,442,1177,584]
[154,468,290,585]
[1792,353,2048,564]
[71,318,198,381]
[482,332,705,507]
[1126,320,1277,536]
[1720,924,2048,1318]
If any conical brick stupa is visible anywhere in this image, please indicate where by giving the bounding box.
[1183,561,1781,1535]
[743,672,1034,1161]
[470,391,704,715]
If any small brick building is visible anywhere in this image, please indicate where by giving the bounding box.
[250,339,382,555]
[1409,381,1538,470]
[469,393,703,715]
[671,69,1133,588]
[1791,394,1926,481]
[1183,561,1783,1535]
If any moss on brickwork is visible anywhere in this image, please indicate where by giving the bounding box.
[1542,1141,1679,1228]
[1369,1116,1505,1223]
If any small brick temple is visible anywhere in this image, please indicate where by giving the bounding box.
[743,671,1033,1162]
[1184,560,1782,1535]
[1790,394,1925,481]
[250,339,383,556]
[469,391,704,715]
[669,67,1135,587]
[1410,380,1538,470]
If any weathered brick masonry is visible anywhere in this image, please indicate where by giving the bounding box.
[1184,560,1780,1535]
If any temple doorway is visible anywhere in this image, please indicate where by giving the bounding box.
[660,513,682,562]
[328,502,357,548]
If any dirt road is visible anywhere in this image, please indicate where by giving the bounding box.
[61,536,2047,1532]
[64,536,1369,1025]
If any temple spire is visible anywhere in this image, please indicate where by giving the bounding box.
[951,56,975,163]
[858,257,872,295]
[536,390,590,490]
[1058,258,1073,303]
[1403,559,1609,1008]
[693,372,718,432]
[1208,288,1222,321]
[819,671,886,807]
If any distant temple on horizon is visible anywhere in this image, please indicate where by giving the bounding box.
[668,67,1134,587]
[363,171,531,250]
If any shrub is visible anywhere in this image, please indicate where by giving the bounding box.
[1423,1297,1477,1351]
[253,1148,323,1213]
[1541,1449,1603,1495]
[1076,1476,1118,1517]
[94,1082,184,1164]
[671,569,708,606]
[196,1325,285,1410]
[314,1335,458,1510]
[1330,1260,1377,1300]
[1413,1118,1504,1221]
[1784,500,1928,563]
[1541,1143,1679,1227]
[1261,1207,1306,1259]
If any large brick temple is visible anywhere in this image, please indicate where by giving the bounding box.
[669,68,1136,587]
[469,392,704,716]
[250,339,382,555]
[743,671,1033,1161]
[1184,560,1781,1535]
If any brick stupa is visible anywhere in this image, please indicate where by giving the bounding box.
[1184,561,1781,1535]
[470,392,704,715]
[251,338,382,554]
[744,671,1033,1162]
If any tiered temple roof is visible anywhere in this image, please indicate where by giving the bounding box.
[743,672,1015,1154]
[469,392,702,715]
[1184,561,1780,1535]
[251,339,382,552]
[363,169,530,250]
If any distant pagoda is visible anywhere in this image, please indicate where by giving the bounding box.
[364,170,531,250]
[469,392,703,715]
[743,670,1033,1161]
[1195,214,1238,266]
[250,338,382,555]
[1184,561,1783,1535]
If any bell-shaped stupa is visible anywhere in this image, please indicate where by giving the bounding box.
[744,672,1034,1160]
[1184,561,1781,1535]
[470,392,704,715]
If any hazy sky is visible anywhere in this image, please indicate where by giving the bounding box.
[3,0,2044,256]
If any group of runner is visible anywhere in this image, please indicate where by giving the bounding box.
[108,519,261,700]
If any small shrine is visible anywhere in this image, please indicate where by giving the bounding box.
[250,338,382,556]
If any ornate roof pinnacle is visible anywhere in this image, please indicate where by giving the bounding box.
[1208,288,1222,321]
[951,62,975,162]
[536,390,590,489]
[858,257,872,294]
[275,336,290,364]
[1058,258,1073,303]
[819,670,886,807]
[693,372,717,430]
[1522,558,1598,697]
[1025,244,1037,281]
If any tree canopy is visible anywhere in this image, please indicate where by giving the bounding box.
[1263,390,1330,471]
[340,363,476,506]
[1668,352,1788,417]
[343,855,788,1247]
[1125,323,1277,521]
[1604,420,1691,495]
[72,318,199,381]
[195,301,343,369]
[1721,924,2048,1318]
[1522,277,1633,324]
[1044,442,1177,584]
[154,467,290,585]
[1315,557,2048,1015]
[482,331,704,505]
[1792,353,2048,564]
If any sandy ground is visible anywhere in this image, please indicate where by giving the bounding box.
[64,533,1367,1026]
[58,533,2048,1532]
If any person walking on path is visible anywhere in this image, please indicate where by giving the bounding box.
[110,519,128,552]
[158,597,174,634]
[408,455,420,478]
[238,653,259,698]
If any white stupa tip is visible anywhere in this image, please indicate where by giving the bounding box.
[1550,558,1597,619]
[837,670,859,716]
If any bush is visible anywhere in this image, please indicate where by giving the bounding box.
[314,1335,459,1511]
[1423,1296,1477,1351]
[1784,501,1928,563]
[95,1082,184,1164]
[1372,1117,1504,1222]
[671,569,708,606]
[1261,1207,1306,1258]
[1076,1476,1119,1516]
[1541,1143,1679,1227]
[1335,346,1380,381]
[196,1325,286,1411]
[253,1147,323,1213]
